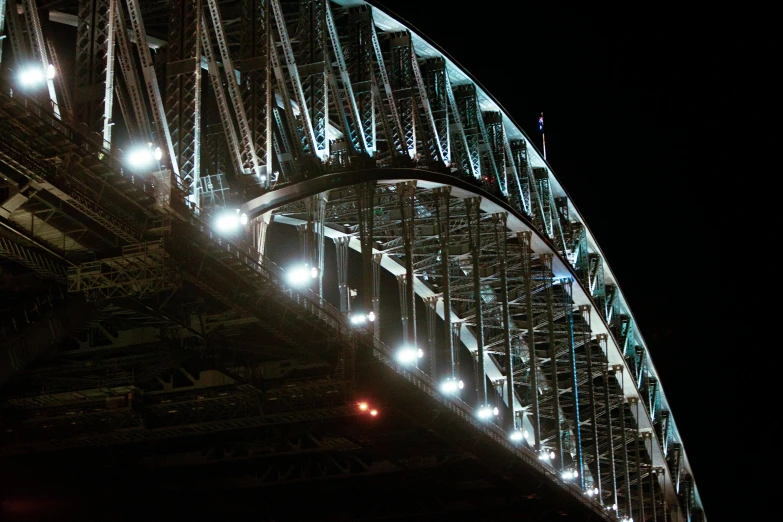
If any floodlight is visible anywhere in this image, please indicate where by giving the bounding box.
[153,146,163,160]
[510,431,523,441]
[367,311,375,322]
[125,145,155,169]
[18,66,45,87]
[287,265,311,286]
[46,64,56,80]
[396,347,422,364]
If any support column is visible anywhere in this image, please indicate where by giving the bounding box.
[633,398,646,522]
[372,253,382,340]
[74,0,116,144]
[467,198,486,406]
[519,231,540,450]
[425,296,437,378]
[564,279,584,488]
[305,194,326,299]
[252,211,272,260]
[397,274,409,344]
[493,213,513,431]
[582,306,602,503]
[601,334,618,512]
[356,182,376,312]
[397,181,416,347]
[166,0,202,206]
[649,467,659,522]
[617,366,632,520]
[334,236,350,313]
[434,187,454,378]
[542,253,563,469]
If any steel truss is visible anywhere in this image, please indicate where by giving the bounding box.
[0,2,705,519]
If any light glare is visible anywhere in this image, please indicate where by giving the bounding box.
[396,347,422,364]
[18,66,45,87]
[46,64,56,80]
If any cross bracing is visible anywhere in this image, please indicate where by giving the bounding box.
[0,2,704,520]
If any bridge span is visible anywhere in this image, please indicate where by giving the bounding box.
[0,1,703,520]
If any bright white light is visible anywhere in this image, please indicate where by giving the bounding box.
[367,311,375,322]
[18,66,45,87]
[46,64,56,80]
[593,488,599,495]
[612,504,618,511]
[240,212,248,225]
[260,175,267,182]
[126,145,155,169]
[549,451,556,459]
[440,378,463,394]
[523,430,529,439]
[477,406,492,419]
[287,266,311,286]
[396,347,421,364]
[562,473,572,480]
[572,470,579,478]
[350,314,367,325]
[587,489,594,497]
[310,267,318,278]
[153,146,163,160]
[510,431,523,441]
[493,407,499,416]
[539,451,550,461]
[214,212,241,232]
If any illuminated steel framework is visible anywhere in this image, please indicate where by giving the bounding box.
[0,2,704,521]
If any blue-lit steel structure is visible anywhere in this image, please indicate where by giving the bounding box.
[0,1,704,520]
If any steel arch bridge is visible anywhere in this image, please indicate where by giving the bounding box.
[0,1,704,521]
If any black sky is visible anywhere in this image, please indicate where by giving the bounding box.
[371,0,727,517]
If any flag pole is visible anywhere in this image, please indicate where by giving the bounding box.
[538,112,546,160]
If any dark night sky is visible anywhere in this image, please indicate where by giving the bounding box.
[371,0,728,517]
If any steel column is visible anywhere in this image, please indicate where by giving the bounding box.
[398,181,416,347]
[601,335,618,511]
[617,367,632,520]
[519,231,540,450]
[467,198,486,405]
[565,278,584,488]
[425,296,437,378]
[372,253,381,340]
[334,236,350,313]
[356,182,375,312]
[583,306,602,502]
[542,253,563,469]
[493,213,513,430]
[165,0,202,206]
[633,398,646,522]
[434,187,454,377]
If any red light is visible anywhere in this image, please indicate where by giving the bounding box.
[370,409,378,416]
[358,402,368,411]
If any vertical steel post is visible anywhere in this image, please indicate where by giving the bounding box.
[617,367,632,520]
[425,296,437,378]
[582,306,602,502]
[397,274,409,344]
[467,198,486,405]
[519,231,540,450]
[650,467,659,522]
[356,182,376,312]
[334,236,350,313]
[564,278,583,488]
[493,213,514,430]
[398,182,416,347]
[542,254,563,469]
[633,398,645,522]
[434,187,454,377]
[601,335,618,511]
[372,253,382,341]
